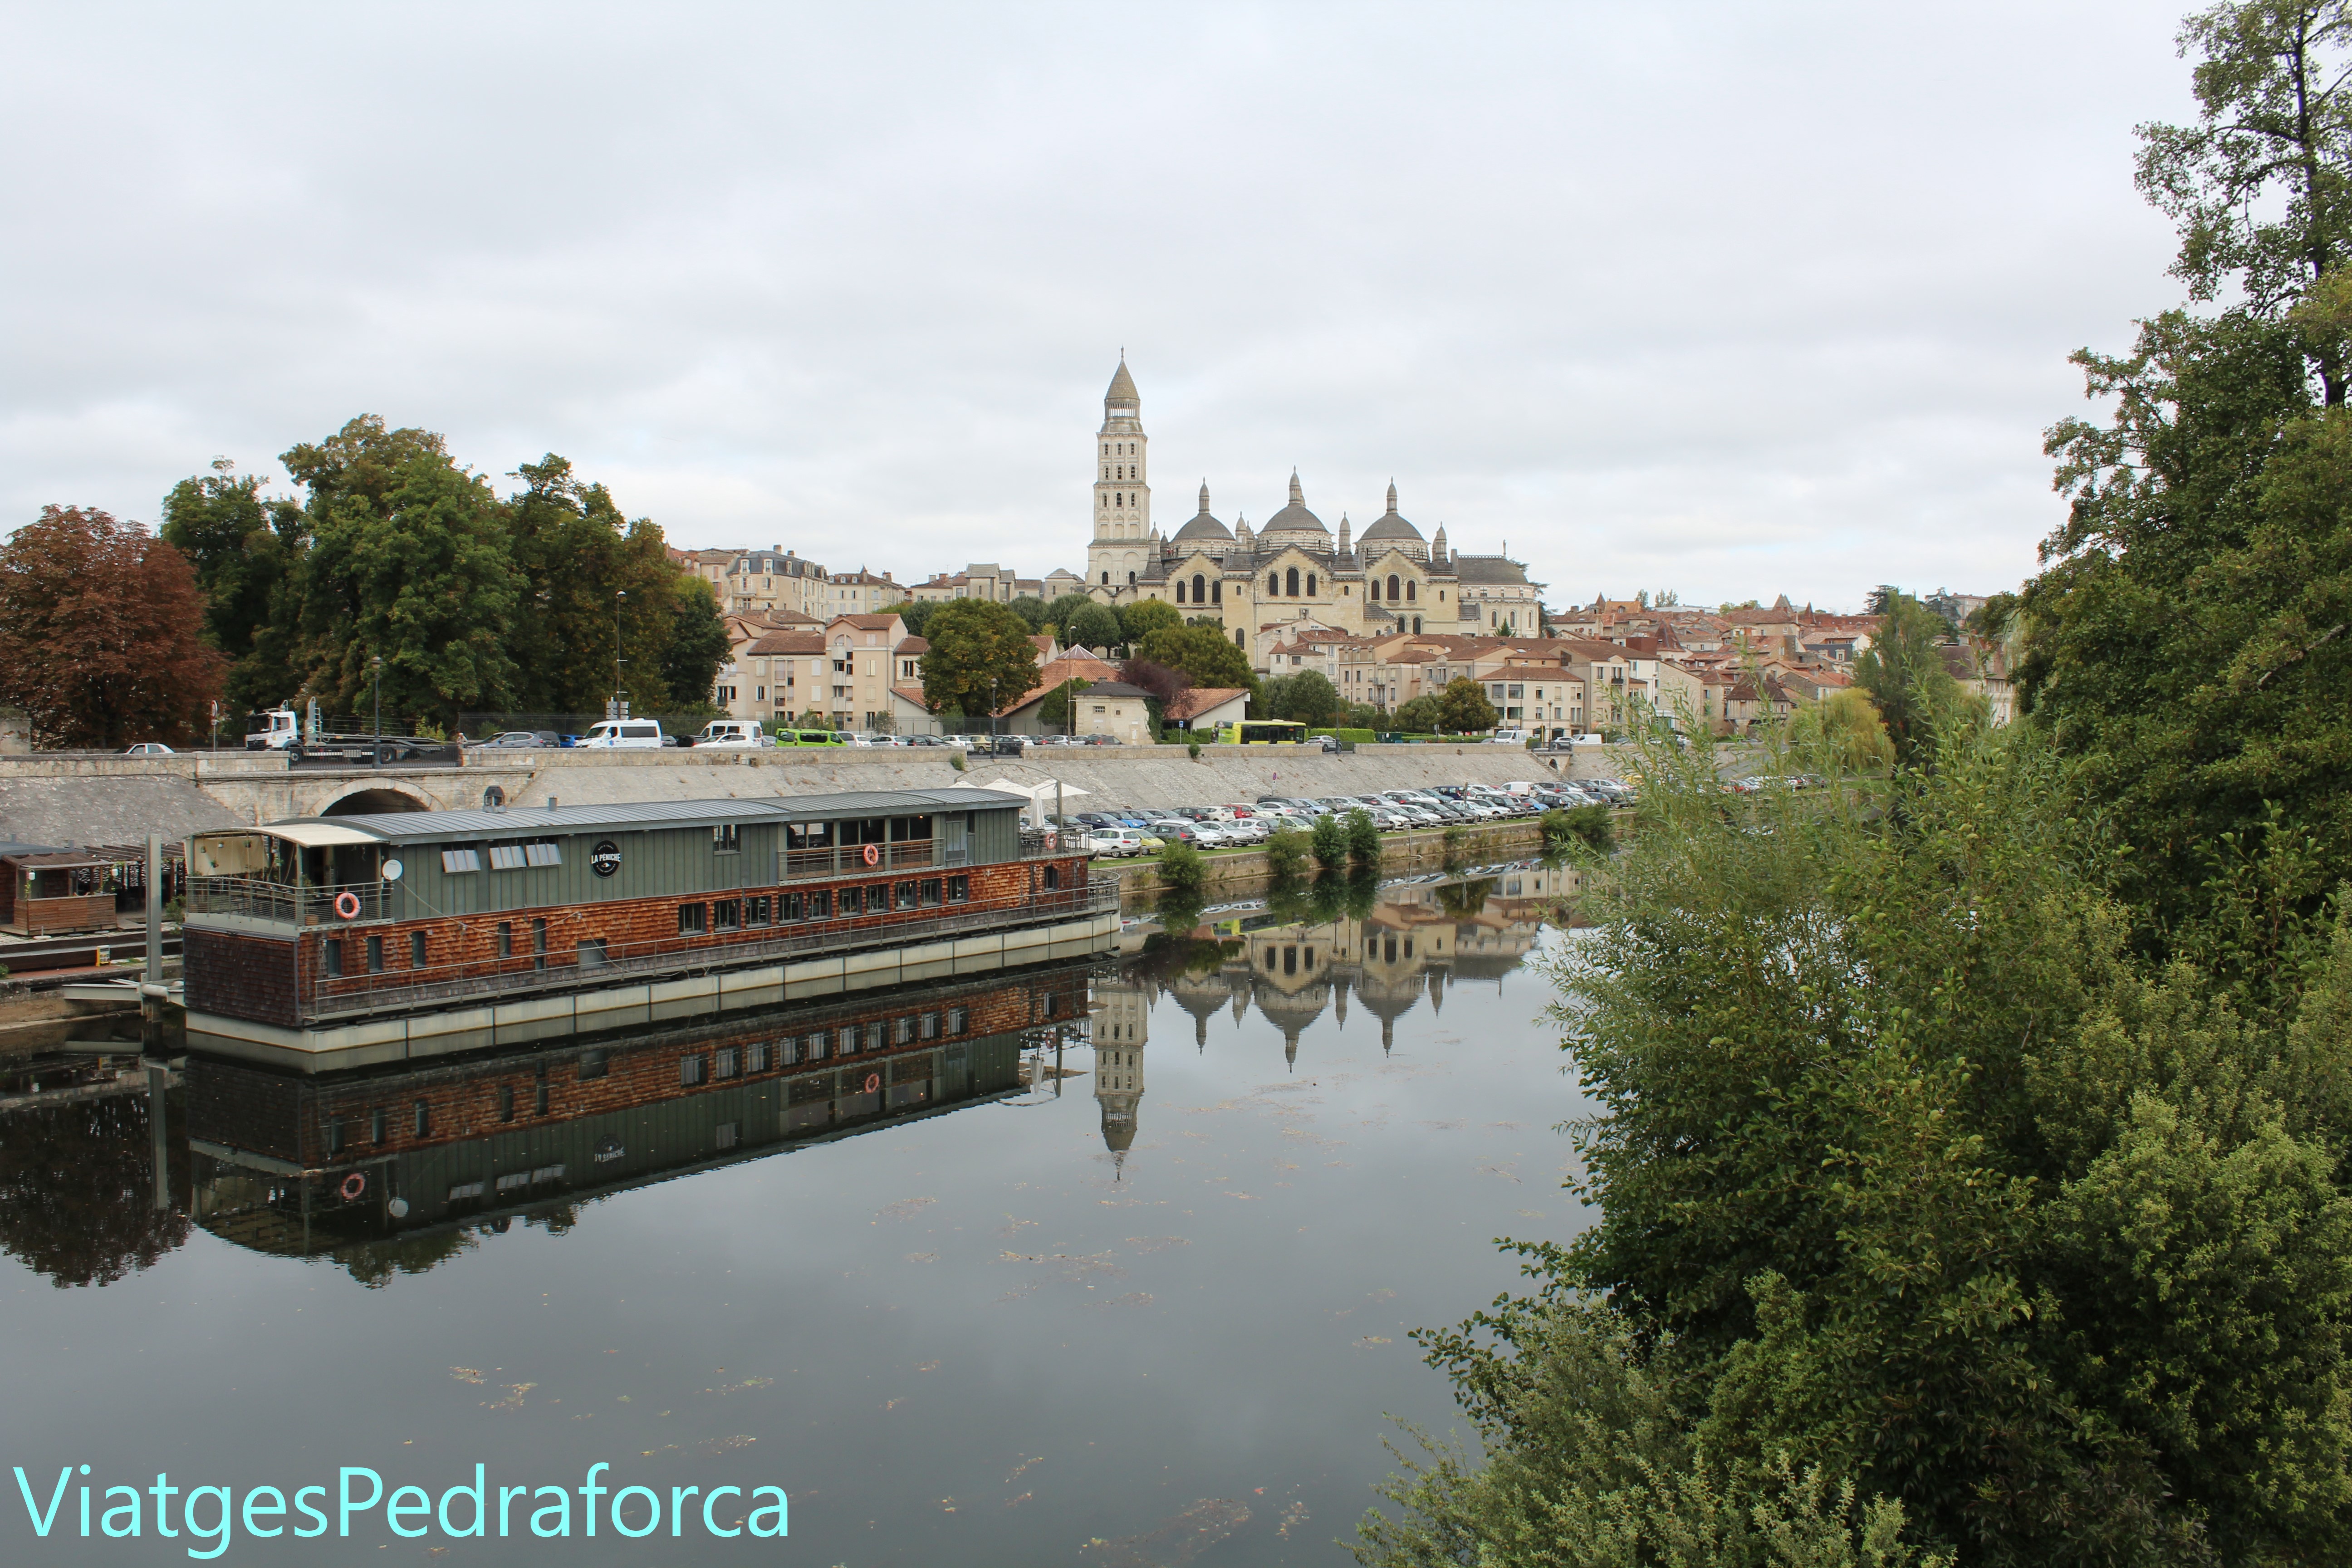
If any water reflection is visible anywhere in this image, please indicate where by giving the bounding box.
[0,1083,186,1287]
[183,961,1097,1281]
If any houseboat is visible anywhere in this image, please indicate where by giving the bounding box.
[181,788,1113,1068]
[183,960,1094,1264]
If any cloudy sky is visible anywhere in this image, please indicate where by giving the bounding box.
[2,2,2196,612]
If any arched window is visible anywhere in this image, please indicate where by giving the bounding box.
[1268,573,1279,596]
[1368,578,1379,601]
[1388,573,1401,600]
[1235,629,1245,647]
[1285,568,1299,597]
[1127,570,1137,585]
[1413,616,1422,633]
[1174,580,1185,603]
[1305,573,1316,596]
[1102,571,1110,585]
[1192,573,1205,602]
[1211,580,1221,603]
[1406,580,1416,602]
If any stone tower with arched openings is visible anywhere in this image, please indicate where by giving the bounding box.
[1091,973,1149,1167]
[1087,356,1154,598]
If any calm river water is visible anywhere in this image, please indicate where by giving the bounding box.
[0,869,1588,1566]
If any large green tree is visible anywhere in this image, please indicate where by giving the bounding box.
[282,416,523,728]
[158,460,307,713]
[2019,2,2352,993]
[1137,623,1255,692]
[1063,600,1123,653]
[1118,597,1181,644]
[1263,669,1345,726]
[1853,592,1961,768]
[502,455,697,714]
[920,598,1040,720]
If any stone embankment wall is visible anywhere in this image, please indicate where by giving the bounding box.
[1099,815,1562,897]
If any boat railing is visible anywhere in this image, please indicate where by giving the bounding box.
[777,842,940,880]
[184,877,393,926]
[294,878,1119,1023]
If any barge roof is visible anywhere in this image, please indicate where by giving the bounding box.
[248,788,1030,844]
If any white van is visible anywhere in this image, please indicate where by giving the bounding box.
[1487,727,1531,745]
[579,720,665,749]
[692,720,769,749]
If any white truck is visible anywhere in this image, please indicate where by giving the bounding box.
[244,709,303,750]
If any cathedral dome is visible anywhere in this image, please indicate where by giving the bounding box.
[1104,357,1139,409]
[1259,471,1329,542]
[1171,482,1232,546]
[1358,482,1424,544]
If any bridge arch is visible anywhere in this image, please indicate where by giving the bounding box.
[320,784,434,816]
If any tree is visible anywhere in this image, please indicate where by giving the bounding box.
[1434,676,1498,735]
[1039,676,1091,731]
[1264,670,1344,727]
[1788,686,1895,771]
[1137,623,1256,692]
[660,576,730,712]
[1044,592,1097,637]
[1393,694,1441,733]
[1344,808,1382,866]
[1311,812,1347,871]
[920,598,1039,723]
[1119,597,1181,644]
[159,459,306,711]
[1006,595,1050,632]
[1063,601,1123,653]
[1366,726,2352,1565]
[883,599,939,639]
[1852,593,1960,768]
[0,507,225,748]
[282,416,523,727]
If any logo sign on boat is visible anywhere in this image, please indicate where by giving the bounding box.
[590,840,622,878]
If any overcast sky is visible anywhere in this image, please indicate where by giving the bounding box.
[1,2,2196,612]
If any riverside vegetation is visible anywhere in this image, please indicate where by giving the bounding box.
[1360,5,2352,1563]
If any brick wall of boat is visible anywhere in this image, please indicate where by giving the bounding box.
[281,854,1089,1019]
[184,928,300,1026]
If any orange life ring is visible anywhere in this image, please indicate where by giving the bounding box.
[333,891,362,920]
[339,1171,366,1200]
[862,843,879,866]
[863,1072,880,1094]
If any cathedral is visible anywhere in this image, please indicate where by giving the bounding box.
[1082,359,1544,644]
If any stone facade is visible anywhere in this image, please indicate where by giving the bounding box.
[1078,361,1544,666]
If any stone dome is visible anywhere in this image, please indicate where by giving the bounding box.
[1104,358,1139,408]
[1171,482,1233,546]
[1359,482,1424,544]
[1259,471,1329,541]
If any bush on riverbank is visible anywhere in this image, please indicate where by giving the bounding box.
[1265,828,1311,880]
[1359,715,2352,1566]
[1344,808,1382,867]
[1155,840,1206,895]
[1539,804,1612,856]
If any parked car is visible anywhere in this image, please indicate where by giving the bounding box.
[690,720,769,748]
[479,730,556,749]
[1086,829,1145,857]
[1146,819,1211,849]
[123,742,175,755]
[579,720,665,749]
[989,735,1027,756]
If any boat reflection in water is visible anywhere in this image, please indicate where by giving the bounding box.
[183,960,1097,1276]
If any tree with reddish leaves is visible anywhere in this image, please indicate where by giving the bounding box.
[0,506,226,749]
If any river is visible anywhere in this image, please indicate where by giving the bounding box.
[0,867,1588,1566]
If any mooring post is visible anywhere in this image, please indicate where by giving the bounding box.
[148,1058,171,1212]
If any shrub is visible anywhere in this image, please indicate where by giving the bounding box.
[1541,804,1613,855]
[1442,823,1468,862]
[1266,828,1311,879]
[1345,808,1382,866]
[1156,839,1206,894]
[1187,740,1202,760]
[1311,813,1347,870]
[1337,727,1377,745]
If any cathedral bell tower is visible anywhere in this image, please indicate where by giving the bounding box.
[1087,355,1152,601]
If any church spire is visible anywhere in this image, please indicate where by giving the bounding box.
[1288,469,1303,506]
[1386,479,1398,513]
[1199,480,1211,513]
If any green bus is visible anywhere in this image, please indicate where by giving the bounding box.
[1212,720,1308,745]
[774,729,847,746]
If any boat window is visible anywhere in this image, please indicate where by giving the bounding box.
[946,1006,967,1034]
[532,919,547,970]
[410,931,427,968]
[745,1042,768,1073]
[779,891,802,921]
[894,1016,917,1045]
[889,815,933,841]
[838,1025,859,1056]
[325,939,343,978]
[1043,865,1060,890]
[804,1032,827,1061]
[367,935,384,974]
[715,1047,739,1079]
[894,881,917,911]
[413,1100,430,1137]
[747,895,771,926]
[921,878,942,906]
[488,844,527,871]
[865,1021,887,1052]
[578,938,607,970]
[680,1054,706,1087]
[499,1086,515,1123]
[947,875,969,903]
[497,921,513,957]
[524,842,562,867]
[806,889,831,919]
[712,824,741,854]
[920,1012,940,1040]
[441,849,480,874]
[679,903,706,935]
[714,899,741,932]
[578,1049,608,1080]
[786,822,833,849]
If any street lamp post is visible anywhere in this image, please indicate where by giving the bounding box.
[372,656,382,741]
[612,590,627,719]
